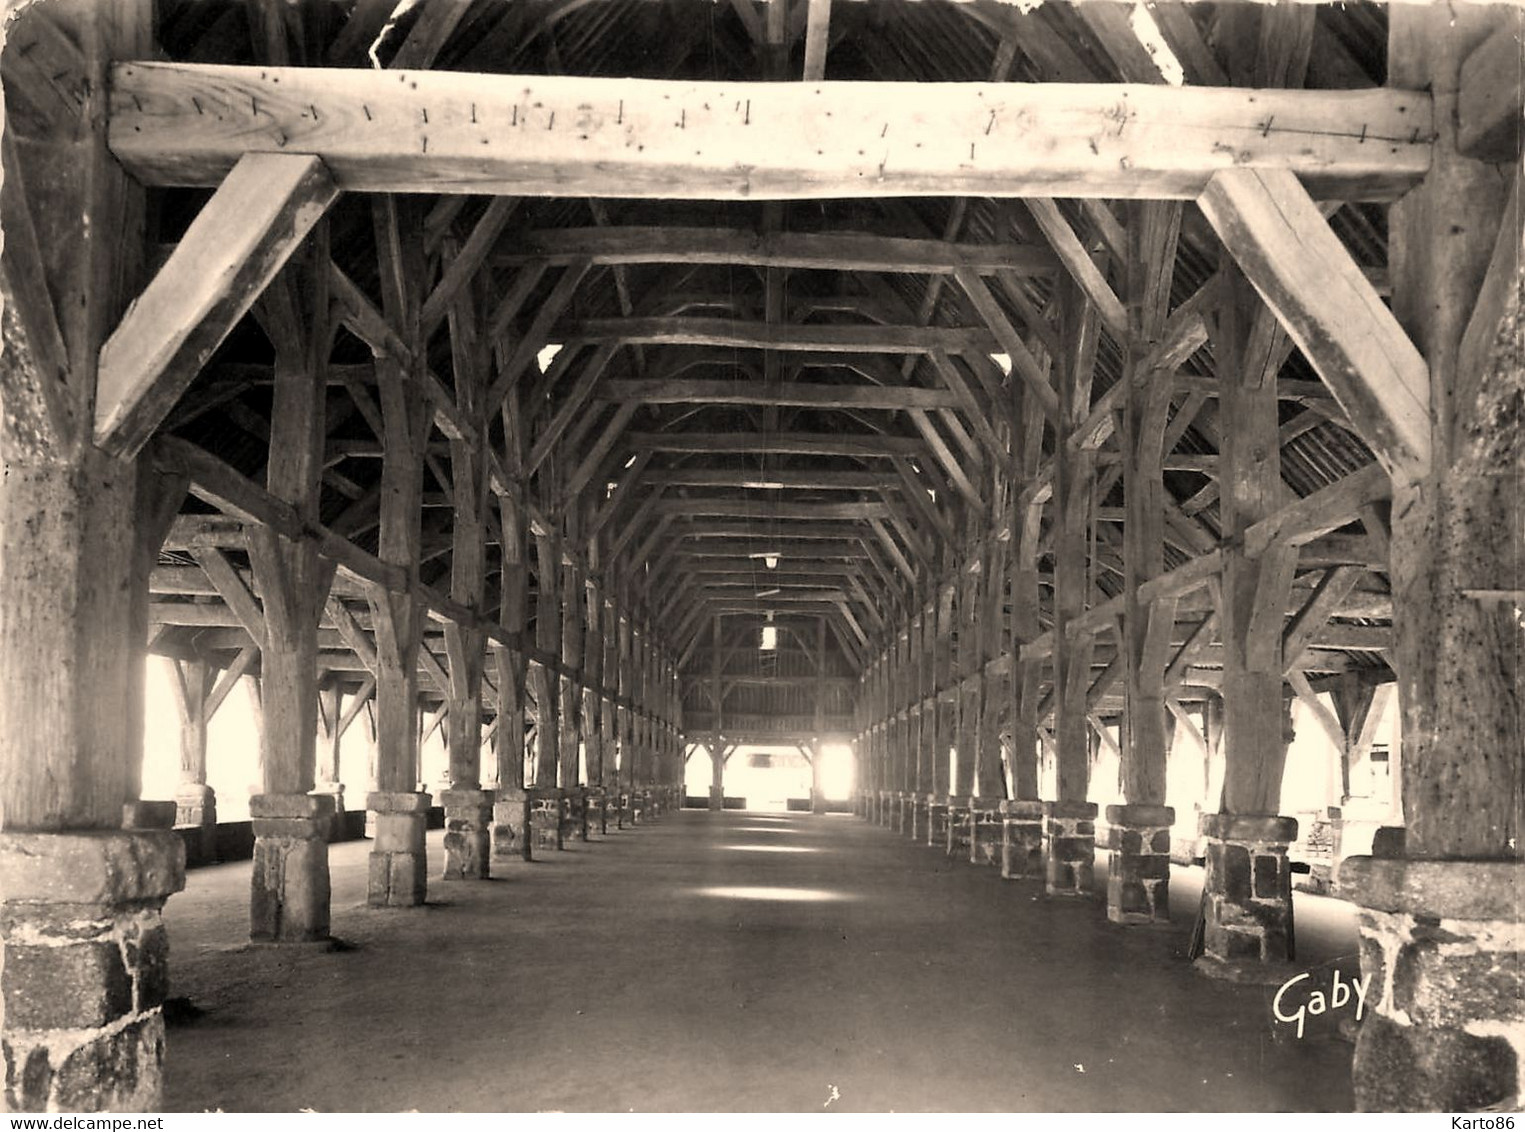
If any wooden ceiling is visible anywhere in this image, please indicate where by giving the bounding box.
[5,0,1432,740]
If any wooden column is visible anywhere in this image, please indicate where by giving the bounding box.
[1046,278,1099,896]
[708,615,725,809]
[1338,8,1525,1112]
[558,514,586,843]
[975,535,1008,799]
[440,253,492,879]
[1109,201,1183,924]
[313,678,344,841]
[0,7,183,1104]
[590,571,615,831]
[528,522,563,849]
[813,616,830,813]
[971,529,1008,866]
[365,196,431,908]
[243,239,338,943]
[925,584,954,843]
[615,599,633,823]
[908,607,930,831]
[1194,263,1301,971]
[490,475,532,861]
[169,658,218,859]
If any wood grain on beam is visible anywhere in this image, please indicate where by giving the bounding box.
[655,500,891,521]
[110,64,1430,201]
[564,317,997,354]
[498,227,1057,273]
[1198,168,1431,481]
[644,468,890,491]
[601,377,961,410]
[624,431,922,457]
[94,153,337,457]
[1458,13,1524,163]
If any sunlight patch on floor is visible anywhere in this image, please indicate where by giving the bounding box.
[715,844,823,854]
[690,885,857,903]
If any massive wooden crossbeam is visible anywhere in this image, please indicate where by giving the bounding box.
[498,227,1055,273]
[600,378,963,410]
[643,469,893,491]
[623,431,922,457]
[657,500,890,521]
[564,318,998,354]
[110,64,1430,200]
[679,539,868,559]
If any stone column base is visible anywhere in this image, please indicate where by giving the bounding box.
[927,795,949,849]
[491,789,531,862]
[175,784,219,863]
[968,797,1003,866]
[708,784,724,812]
[1000,799,1044,880]
[1044,800,1097,897]
[945,796,971,858]
[174,783,217,829]
[440,788,494,880]
[366,791,431,907]
[1195,812,1297,980]
[0,831,185,1112]
[122,800,177,830]
[1105,803,1175,925]
[560,788,588,842]
[907,794,925,839]
[586,788,607,837]
[528,788,564,852]
[875,789,891,826]
[251,794,334,941]
[1337,857,1524,1112]
[310,784,345,842]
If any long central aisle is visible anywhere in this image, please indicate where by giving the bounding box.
[162,811,1357,1112]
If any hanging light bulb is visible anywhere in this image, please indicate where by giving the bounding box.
[764,555,779,570]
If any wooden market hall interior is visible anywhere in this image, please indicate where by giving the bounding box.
[0,0,1521,1115]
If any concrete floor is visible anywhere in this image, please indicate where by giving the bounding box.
[161,810,1360,1112]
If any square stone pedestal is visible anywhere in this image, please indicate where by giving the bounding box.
[175,784,219,862]
[561,788,588,843]
[945,796,972,858]
[0,831,185,1112]
[1195,812,1298,980]
[1105,803,1175,924]
[122,800,177,830]
[251,793,334,941]
[310,784,345,841]
[967,797,1003,866]
[528,788,565,852]
[891,791,910,834]
[441,788,494,880]
[1000,799,1044,880]
[491,788,531,862]
[367,791,431,907]
[586,789,607,837]
[1044,800,1097,897]
[926,795,950,848]
[1337,857,1523,1113]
